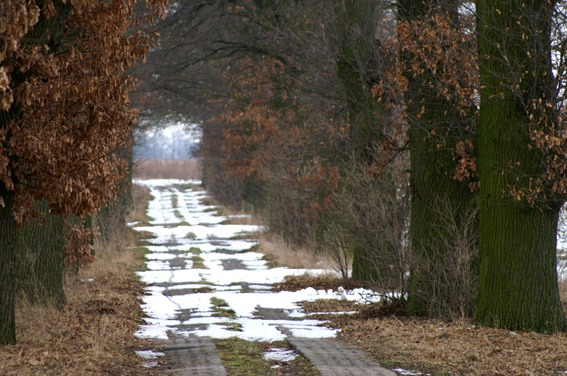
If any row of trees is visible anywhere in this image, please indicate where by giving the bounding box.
[135,0,567,333]
[0,0,166,345]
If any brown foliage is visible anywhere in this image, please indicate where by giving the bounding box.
[338,316,567,375]
[272,274,366,293]
[63,222,96,269]
[393,6,479,188]
[0,0,166,222]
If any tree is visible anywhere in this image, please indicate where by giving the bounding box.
[397,0,479,317]
[16,201,66,308]
[0,0,165,345]
[330,0,381,282]
[475,0,567,332]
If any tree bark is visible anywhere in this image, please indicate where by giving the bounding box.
[476,0,566,332]
[16,200,66,308]
[332,0,393,283]
[0,185,17,345]
[398,0,477,316]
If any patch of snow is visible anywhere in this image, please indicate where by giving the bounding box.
[133,179,381,342]
[135,350,165,359]
[263,348,297,362]
[393,368,427,376]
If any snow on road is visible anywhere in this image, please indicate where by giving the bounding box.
[132,179,377,342]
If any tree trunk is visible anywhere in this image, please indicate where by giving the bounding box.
[0,185,17,345]
[16,200,66,308]
[476,0,566,332]
[398,0,478,317]
[332,0,393,283]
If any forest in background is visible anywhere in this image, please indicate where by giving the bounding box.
[132,0,567,334]
[2,0,567,351]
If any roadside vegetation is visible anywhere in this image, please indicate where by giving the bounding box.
[6,0,567,374]
[272,271,567,375]
[133,159,202,180]
[214,337,321,376]
[0,184,171,375]
[133,0,567,341]
[193,184,567,373]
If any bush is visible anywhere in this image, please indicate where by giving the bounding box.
[408,197,479,320]
[319,156,410,294]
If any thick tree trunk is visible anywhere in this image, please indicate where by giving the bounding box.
[398,0,477,317]
[332,0,393,283]
[0,185,17,345]
[17,200,66,308]
[476,0,566,332]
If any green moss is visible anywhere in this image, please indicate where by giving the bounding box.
[288,354,322,376]
[213,338,271,375]
[214,338,322,376]
[138,247,151,257]
[173,209,184,219]
[131,247,151,276]
[210,297,237,319]
[220,323,243,332]
[189,247,202,255]
[191,255,207,269]
[210,297,229,307]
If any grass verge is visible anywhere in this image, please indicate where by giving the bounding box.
[0,235,171,376]
[336,315,567,375]
[270,271,567,375]
[0,183,172,375]
[257,234,337,270]
[214,338,321,376]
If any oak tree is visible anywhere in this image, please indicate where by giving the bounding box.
[0,0,165,345]
[476,0,567,332]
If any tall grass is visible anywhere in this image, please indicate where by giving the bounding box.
[133,159,202,180]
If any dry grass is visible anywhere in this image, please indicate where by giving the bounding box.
[202,195,336,270]
[199,191,335,270]
[133,158,202,180]
[0,244,170,375]
[300,299,359,314]
[0,185,171,375]
[258,234,337,270]
[270,270,567,375]
[272,274,366,292]
[127,184,153,223]
[215,206,258,226]
[338,316,567,375]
